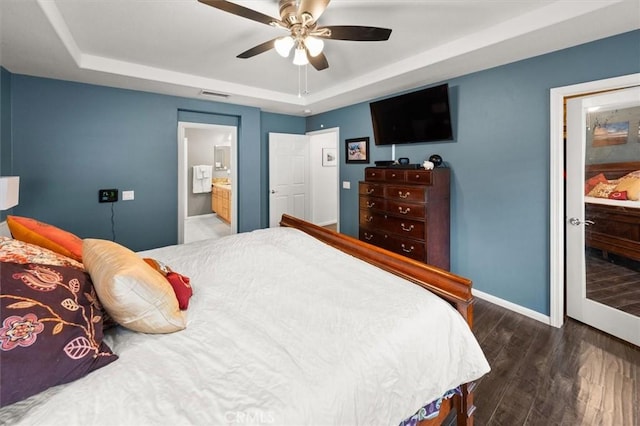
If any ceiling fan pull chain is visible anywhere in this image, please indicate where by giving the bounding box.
[298,64,302,98]
[304,63,309,96]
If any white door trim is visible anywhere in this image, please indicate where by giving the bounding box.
[306,127,340,232]
[548,73,640,328]
[177,121,238,244]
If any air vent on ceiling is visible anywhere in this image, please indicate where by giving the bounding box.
[200,90,229,98]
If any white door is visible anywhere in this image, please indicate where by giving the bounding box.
[566,87,640,346]
[269,132,310,227]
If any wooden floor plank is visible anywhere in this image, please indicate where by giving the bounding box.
[466,298,639,426]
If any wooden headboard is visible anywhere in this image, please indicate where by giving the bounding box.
[585,161,640,180]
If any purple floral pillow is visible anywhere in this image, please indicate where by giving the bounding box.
[0,262,118,407]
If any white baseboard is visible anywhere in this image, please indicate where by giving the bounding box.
[473,289,551,326]
[315,220,337,227]
[186,213,216,220]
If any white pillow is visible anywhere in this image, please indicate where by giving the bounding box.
[83,239,186,334]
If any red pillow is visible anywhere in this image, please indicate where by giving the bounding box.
[584,173,608,195]
[609,190,628,200]
[143,258,193,310]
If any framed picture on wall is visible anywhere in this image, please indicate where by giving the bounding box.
[322,148,337,167]
[345,137,370,164]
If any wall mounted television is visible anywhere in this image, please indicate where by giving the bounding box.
[369,83,453,145]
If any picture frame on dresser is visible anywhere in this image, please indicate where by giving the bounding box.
[345,137,370,164]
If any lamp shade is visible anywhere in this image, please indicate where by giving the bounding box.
[293,46,309,66]
[303,36,324,57]
[0,176,20,210]
[274,36,295,57]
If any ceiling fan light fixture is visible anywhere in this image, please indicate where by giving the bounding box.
[293,46,309,66]
[274,36,295,57]
[303,36,324,57]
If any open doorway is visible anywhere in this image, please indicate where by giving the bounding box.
[178,122,238,244]
[268,128,340,231]
[549,73,640,329]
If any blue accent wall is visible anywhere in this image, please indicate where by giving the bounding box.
[9,76,264,250]
[1,67,13,221]
[306,30,640,315]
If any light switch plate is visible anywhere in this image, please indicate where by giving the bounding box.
[342,181,351,189]
[122,190,134,201]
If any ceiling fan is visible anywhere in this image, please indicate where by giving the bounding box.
[197,0,392,71]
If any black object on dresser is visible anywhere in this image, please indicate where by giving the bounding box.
[358,167,450,270]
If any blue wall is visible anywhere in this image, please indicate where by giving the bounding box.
[7,75,294,250]
[1,68,13,221]
[307,30,640,315]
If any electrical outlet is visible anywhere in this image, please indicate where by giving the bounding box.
[99,189,118,203]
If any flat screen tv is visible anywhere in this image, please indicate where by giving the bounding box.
[369,83,453,145]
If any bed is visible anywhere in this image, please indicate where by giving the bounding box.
[0,214,489,425]
[584,161,640,262]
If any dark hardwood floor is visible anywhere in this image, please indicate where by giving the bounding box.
[445,298,639,426]
[586,251,640,317]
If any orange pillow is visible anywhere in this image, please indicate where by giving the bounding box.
[6,216,83,262]
[584,173,608,195]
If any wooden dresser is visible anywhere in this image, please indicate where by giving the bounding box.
[358,167,450,270]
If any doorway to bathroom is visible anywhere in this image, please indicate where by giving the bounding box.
[177,121,238,244]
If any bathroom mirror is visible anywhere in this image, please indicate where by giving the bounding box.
[214,146,230,171]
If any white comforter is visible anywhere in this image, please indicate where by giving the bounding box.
[1,227,489,426]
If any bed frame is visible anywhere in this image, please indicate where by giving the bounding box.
[584,161,640,262]
[280,214,477,426]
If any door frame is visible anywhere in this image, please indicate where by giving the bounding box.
[307,127,340,232]
[177,121,238,243]
[548,73,640,328]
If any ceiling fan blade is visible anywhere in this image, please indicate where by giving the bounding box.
[308,51,329,71]
[298,0,330,24]
[237,39,277,59]
[319,25,392,41]
[198,0,282,27]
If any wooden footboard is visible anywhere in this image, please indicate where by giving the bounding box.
[280,214,477,426]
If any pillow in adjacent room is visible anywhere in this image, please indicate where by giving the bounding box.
[0,236,84,270]
[586,181,617,198]
[7,216,83,262]
[584,172,608,195]
[143,258,193,310]
[82,239,187,334]
[0,262,118,407]
[613,174,640,201]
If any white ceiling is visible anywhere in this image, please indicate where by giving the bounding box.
[1,0,638,116]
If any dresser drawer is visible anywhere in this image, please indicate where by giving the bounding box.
[386,200,425,220]
[384,235,426,262]
[406,170,433,185]
[384,169,406,182]
[359,229,425,262]
[385,185,428,203]
[364,168,385,181]
[359,182,384,197]
[359,211,425,240]
[359,196,386,212]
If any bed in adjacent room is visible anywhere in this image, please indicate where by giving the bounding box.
[584,161,640,262]
[0,214,490,425]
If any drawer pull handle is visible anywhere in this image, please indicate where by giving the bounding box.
[391,173,396,177]
[366,201,376,208]
[366,188,375,194]
[364,233,373,241]
[398,191,410,199]
[400,223,414,232]
[415,174,420,178]
[366,216,373,222]
[401,244,414,253]
[398,207,411,215]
